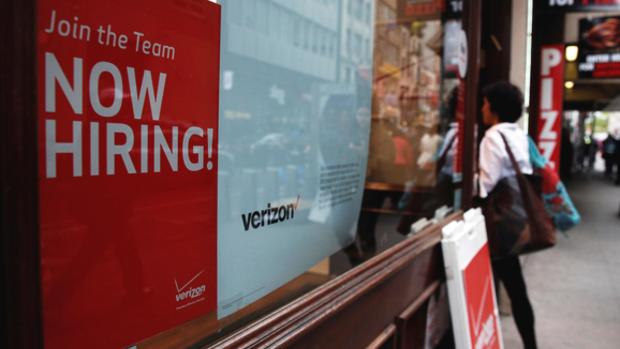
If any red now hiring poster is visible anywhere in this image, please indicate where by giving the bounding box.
[537,44,565,172]
[37,1,220,348]
[462,245,501,349]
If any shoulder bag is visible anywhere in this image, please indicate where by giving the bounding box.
[527,137,581,231]
[483,133,556,259]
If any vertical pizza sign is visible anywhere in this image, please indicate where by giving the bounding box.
[37,1,220,348]
[537,45,565,172]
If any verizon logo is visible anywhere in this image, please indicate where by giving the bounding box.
[174,270,206,308]
[469,276,497,349]
[241,195,300,231]
[475,315,496,349]
[176,285,206,302]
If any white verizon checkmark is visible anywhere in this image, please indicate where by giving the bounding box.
[174,269,205,293]
[468,275,491,335]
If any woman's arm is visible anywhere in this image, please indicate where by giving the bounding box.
[479,133,504,198]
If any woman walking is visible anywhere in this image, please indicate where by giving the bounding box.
[479,81,538,349]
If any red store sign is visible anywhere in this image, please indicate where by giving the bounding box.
[462,245,501,349]
[37,1,220,348]
[442,211,503,349]
[399,0,445,17]
[537,45,565,172]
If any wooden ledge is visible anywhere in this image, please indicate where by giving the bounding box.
[208,211,461,348]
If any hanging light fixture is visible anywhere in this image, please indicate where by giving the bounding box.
[565,45,579,62]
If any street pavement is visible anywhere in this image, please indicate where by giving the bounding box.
[501,170,620,349]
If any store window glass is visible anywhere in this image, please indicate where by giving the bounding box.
[134,1,376,347]
[130,1,467,347]
[350,0,466,262]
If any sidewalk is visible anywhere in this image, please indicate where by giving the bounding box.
[501,172,620,349]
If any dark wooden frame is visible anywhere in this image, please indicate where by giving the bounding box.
[367,324,397,349]
[479,0,513,88]
[1,1,43,349]
[206,212,461,348]
[395,280,441,348]
[461,0,482,210]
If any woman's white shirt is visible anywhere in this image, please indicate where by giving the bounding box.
[479,122,532,198]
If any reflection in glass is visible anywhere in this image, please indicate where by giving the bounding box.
[140,1,469,347]
[216,0,374,322]
[351,3,464,262]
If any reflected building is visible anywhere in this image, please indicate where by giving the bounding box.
[338,0,374,83]
[218,0,374,218]
[219,0,344,168]
[373,0,403,85]
[219,0,374,167]
[223,0,340,81]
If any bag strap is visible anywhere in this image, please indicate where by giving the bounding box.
[498,131,523,177]
[436,133,457,173]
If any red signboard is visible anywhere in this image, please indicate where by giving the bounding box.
[577,16,620,78]
[399,0,445,18]
[37,1,220,348]
[462,244,501,349]
[537,45,565,172]
[535,0,620,13]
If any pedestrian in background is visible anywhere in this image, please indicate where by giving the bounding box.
[560,125,574,180]
[602,132,617,178]
[614,129,620,185]
[479,81,538,349]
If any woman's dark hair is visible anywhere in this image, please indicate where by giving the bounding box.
[482,81,523,123]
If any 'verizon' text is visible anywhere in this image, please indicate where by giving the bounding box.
[241,195,300,231]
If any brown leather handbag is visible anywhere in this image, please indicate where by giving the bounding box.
[482,133,556,259]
